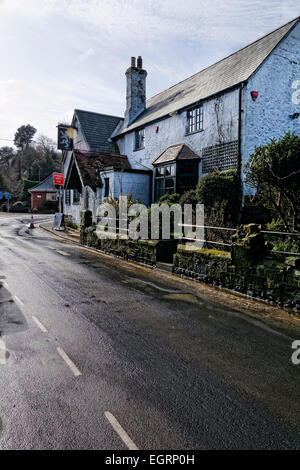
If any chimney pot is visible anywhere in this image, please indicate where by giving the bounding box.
[131,56,136,68]
[137,56,143,69]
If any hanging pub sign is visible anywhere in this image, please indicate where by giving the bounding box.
[57,124,75,151]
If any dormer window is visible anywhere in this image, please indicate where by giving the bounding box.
[134,128,145,150]
[187,105,203,134]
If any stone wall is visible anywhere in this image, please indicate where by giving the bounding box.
[80,211,300,311]
[173,229,300,311]
[80,210,178,265]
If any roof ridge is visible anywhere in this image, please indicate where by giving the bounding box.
[74,149,127,158]
[75,109,124,120]
[147,17,299,104]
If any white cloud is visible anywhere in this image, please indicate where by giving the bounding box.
[0,0,299,143]
[79,47,95,62]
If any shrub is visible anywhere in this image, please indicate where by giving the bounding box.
[196,169,242,224]
[158,193,181,205]
[245,132,300,232]
[68,221,78,230]
[179,190,197,207]
[40,200,58,213]
[12,201,25,213]
[265,219,300,254]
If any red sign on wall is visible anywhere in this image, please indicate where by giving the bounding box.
[53,173,64,185]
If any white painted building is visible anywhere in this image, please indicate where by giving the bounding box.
[62,17,300,222]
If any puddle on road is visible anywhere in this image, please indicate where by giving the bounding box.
[162,293,200,304]
[0,284,28,336]
[121,277,204,307]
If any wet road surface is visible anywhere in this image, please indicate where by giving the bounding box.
[0,214,299,449]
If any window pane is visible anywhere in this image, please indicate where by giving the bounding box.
[187,106,203,133]
[135,128,145,149]
[104,178,110,198]
[155,179,164,200]
[165,178,175,193]
[155,167,164,177]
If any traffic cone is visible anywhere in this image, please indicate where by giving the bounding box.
[28,215,35,229]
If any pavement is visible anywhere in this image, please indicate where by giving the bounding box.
[0,213,300,450]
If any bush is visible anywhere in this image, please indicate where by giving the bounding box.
[196,169,242,224]
[12,201,25,213]
[179,190,197,207]
[68,221,78,230]
[158,193,181,205]
[32,208,38,214]
[245,132,300,232]
[40,200,58,213]
[265,219,300,254]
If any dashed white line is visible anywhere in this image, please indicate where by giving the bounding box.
[104,411,139,450]
[3,282,9,290]
[47,245,56,250]
[56,250,70,256]
[57,347,82,377]
[14,295,24,306]
[32,315,48,333]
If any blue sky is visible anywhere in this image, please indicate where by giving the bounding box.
[0,0,299,144]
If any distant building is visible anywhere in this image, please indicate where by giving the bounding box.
[62,17,300,223]
[28,173,58,211]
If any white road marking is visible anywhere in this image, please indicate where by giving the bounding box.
[57,347,82,377]
[32,315,48,333]
[56,250,70,256]
[47,245,56,250]
[14,295,24,306]
[3,282,9,290]
[104,411,139,450]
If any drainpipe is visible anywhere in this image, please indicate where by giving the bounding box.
[237,82,246,221]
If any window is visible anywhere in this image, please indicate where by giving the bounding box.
[104,178,110,198]
[65,189,71,205]
[73,189,80,204]
[154,163,176,200]
[46,193,57,201]
[135,128,145,150]
[155,179,165,201]
[187,105,203,134]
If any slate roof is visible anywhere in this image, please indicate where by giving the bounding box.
[74,109,123,151]
[73,150,131,191]
[28,173,57,192]
[152,143,200,165]
[117,17,299,136]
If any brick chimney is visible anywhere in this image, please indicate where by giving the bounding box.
[124,56,147,128]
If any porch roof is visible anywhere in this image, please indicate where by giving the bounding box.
[73,150,131,191]
[152,143,200,165]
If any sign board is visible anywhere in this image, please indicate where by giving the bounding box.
[57,125,73,151]
[53,172,64,185]
[53,212,64,230]
[5,192,11,200]
[0,192,3,199]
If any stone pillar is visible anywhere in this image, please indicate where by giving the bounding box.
[231,223,265,268]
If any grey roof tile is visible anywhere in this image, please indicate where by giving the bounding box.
[74,109,123,151]
[28,173,57,192]
[117,17,299,136]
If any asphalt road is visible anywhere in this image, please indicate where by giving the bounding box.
[0,214,299,450]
